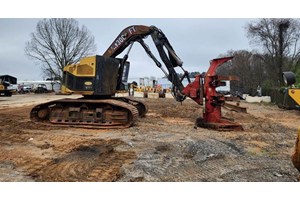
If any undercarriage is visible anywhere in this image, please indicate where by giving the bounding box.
[30,97,147,128]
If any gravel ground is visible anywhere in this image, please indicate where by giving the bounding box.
[0,93,299,182]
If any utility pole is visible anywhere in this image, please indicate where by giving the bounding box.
[278,21,290,86]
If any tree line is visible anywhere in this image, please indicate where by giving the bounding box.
[25,18,300,94]
[217,18,300,95]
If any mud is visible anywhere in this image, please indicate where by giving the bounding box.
[0,94,299,181]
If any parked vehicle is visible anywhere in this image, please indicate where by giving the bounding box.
[34,84,48,94]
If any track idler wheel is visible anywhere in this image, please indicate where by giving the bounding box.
[37,108,50,119]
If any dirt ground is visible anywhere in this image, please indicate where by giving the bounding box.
[0,93,299,182]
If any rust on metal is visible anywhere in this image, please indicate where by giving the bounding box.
[182,56,243,131]
[202,57,243,131]
[196,117,244,131]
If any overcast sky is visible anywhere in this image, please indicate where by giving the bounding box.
[0,18,254,81]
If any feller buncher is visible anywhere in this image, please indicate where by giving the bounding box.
[30,25,242,131]
[282,71,300,173]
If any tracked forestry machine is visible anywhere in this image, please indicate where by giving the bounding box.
[30,25,242,131]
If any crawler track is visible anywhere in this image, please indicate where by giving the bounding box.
[113,97,148,117]
[30,98,139,128]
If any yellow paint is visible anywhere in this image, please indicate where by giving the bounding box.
[61,56,97,95]
[64,56,96,77]
[60,85,92,95]
[292,127,300,172]
[71,91,94,95]
[60,85,70,94]
[288,88,300,106]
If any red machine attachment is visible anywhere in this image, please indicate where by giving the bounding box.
[183,57,243,131]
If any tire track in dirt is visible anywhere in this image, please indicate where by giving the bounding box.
[0,109,62,145]
[1,98,299,182]
[0,147,52,181]
[0,140,137,182]
[120,138,298,181]
[30,141,136,182]
[0,106,137,182]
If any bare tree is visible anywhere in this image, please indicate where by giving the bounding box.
[25,18,96,81]
[246,18,300,86]
[218,50,266,95]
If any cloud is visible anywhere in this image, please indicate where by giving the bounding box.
[0,18,252,81]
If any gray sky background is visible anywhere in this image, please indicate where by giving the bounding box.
[0,18,254,81]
